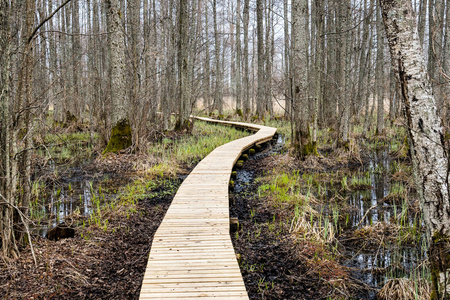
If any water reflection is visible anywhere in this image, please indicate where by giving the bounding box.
[341,149,426,293]
[39,178,108,237]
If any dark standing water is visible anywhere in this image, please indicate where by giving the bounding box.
[232,139,427,299]
[340,149,427,299]
[32,162,121,237]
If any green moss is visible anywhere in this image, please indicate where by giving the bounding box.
[249,149,255,155]
[235,160,244,169]
[231,171,237,179]
[241,154,249,161]
[302,141,319,156]
[229,180,235,189]
[102,119,132,154]
[174,118,193,132]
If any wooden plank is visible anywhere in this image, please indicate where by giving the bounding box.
[139,117,276,299]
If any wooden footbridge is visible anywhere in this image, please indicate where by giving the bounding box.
[139,117,277,299]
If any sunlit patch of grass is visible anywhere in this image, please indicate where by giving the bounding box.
[146,121,250,177]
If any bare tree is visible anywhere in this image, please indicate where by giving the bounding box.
[243,0,250,116]
[375,2,385,135]
[213,0,223,115]
[103,0,132,153]
[292,0,313,156]
[235,0,242,114]
[256,0,265,118]
[175,0,192,130]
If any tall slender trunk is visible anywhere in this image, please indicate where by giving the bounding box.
[313,0,323,147]
[284,0,292,119]
[418,0,427,45]
[176,0,191,130]
[356,0,371,117]
[204,2,211,113]
[236,0,242,113]
[292,0,312,156]
[103,0,132,154]
[72,0,81,118]
[380,1,450,298]
[0,0,16,259]
[256,0,265,119]
[243,0,250,116]
[128,0,140,125]
[264,0,274,117]
[213,0,223,115]
[376,2,385,135]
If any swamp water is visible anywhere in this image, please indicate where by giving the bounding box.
[338,149,427,299]
[232,141,427,299]
[32,167,120,237]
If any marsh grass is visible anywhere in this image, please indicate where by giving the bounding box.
[145,121,250,177]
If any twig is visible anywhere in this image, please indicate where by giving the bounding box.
[355,205,377,228]
[0,193,37,266]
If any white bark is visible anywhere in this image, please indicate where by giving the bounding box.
[380,0,450,296]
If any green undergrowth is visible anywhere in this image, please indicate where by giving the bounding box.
[36,129,98,163]
[146,120,251,176]
[79,120,253,236]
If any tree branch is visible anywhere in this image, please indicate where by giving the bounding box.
[28,0,72,44]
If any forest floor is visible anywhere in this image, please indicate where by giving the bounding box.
[0,178,178,299]
[0,116,431,299]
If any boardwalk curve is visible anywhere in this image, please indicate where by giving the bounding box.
[139,117,277,299]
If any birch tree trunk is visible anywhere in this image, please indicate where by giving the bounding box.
[380,1,450,298]
[213,0,223,115]
[235,0,242,114]
[376,2,385,135]
[243,0,250,116]
[256,0,265,119]
[284,0,292,120]
[103,0,132,154]
[264,0,274,116]
[203,2,211,113]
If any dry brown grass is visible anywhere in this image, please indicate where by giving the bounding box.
[376,278,430,300]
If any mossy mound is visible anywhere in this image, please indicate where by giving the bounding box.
[302,141,319,157]
[174,118,193,133]
[103,119,132,154]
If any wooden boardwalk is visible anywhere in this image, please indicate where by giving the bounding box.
[139,117,277,299]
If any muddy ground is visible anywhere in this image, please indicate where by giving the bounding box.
[230,151,375,300]
[0,178,179,299]
[0,140,419,299]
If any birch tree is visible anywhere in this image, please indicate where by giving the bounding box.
[380,0,450,298]
[235,0,242,115]
[243,0,250,116]
[213,0,223,115]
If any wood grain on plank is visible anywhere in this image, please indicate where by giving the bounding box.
[139,117,276,299]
